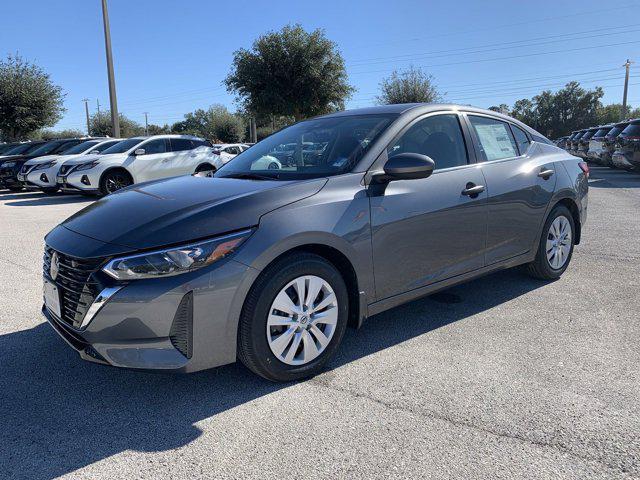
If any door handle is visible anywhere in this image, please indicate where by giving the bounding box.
[461,183,485,198]
[538,168,554,179]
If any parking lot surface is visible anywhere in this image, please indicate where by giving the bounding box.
[1,167,639,479]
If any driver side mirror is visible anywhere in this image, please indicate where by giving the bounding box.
[133,148,146,156]
[373,153,435,183]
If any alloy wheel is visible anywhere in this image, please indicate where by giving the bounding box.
[105,173,131,193]
[546,215,572,269]
[266,275,338,366]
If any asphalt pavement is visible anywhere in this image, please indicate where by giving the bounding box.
[0,166,639,479]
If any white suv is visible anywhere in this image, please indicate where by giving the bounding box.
[56,135,214,195]
[211,143,251,170]
[19,138,120,193]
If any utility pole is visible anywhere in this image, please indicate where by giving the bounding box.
[622,59,634,120]
[82,98,91,136]
[143,112,149,135]
[96,99,100,114]
[101,0,120,137]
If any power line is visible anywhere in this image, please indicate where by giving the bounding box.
[349,39,640,76]
[348,24,640,67]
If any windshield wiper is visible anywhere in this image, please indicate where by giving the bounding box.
[220,172,279,181]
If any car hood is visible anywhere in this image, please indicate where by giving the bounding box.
[60,174,327,251]
[24,154,61,166]
[62,153,105,166]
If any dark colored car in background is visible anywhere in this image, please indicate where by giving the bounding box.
[599,121,629,168]
[576,126,599,159]
[0,138,86,191]
[586,124,614,164]
[554,136,570,149]
[42,104,588,381]
[568,129,587,156]
[0,141,47,189]
[612,119,640,171]
[0,142,24,156]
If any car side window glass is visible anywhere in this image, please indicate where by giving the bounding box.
[511,125,531,155]
[468,115,518,161]
[142,139,167,154]
[387,114,468,170]
[170,138,193,151]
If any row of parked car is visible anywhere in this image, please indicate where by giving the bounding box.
[555,118,640,170]
[0,136,251,195]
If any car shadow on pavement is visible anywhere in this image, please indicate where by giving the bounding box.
[0,268,546,479]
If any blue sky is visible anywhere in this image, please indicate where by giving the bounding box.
[2,0,639,132]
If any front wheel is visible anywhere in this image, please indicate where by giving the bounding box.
[41,186,59,195]
[100,170,133,195]
[237,253,349,381]
[525,205,575,280]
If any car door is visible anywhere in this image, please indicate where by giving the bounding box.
[168,138,198,175]
[130,138,172,181]
[464,114,556,265]
[370,112,488,300]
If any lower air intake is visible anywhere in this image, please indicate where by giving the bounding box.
[170,291,193,359]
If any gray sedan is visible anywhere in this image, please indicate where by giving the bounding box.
[42,104,589,381]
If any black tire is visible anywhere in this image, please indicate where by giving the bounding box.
[8,185,23,192]
[237,253,349,382]
[525,204,575,280]
[99,169,133,195]
[41,187,59,194]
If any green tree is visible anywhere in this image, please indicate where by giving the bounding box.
[89,111,144,138]
[172,105,245,142]
[377,66,442,105]
[0,54,65,141]
[510,82,603,137]
[225,24,354,121]
[40,128,84,140]
[147,123,171,135]
[488,104,510,115]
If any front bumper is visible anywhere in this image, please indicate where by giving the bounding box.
[42,229,258,372]
[612,151,636,170]
[25,165,61,189]
[57,168,101,193]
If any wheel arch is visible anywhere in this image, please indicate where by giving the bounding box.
[551,197,582,245]
[99,166,134,189]
[195,162,215,173]
[245,242,363,329]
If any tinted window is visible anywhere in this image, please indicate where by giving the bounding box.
[593,128,611,138]
[511,125,531,155]
[606,126,626,137]
[3,143,37,155]
[61,140,101,155]
[581,130,597,141]
[28,141,69,156]
[388,114,468,170]
[92,140,120,153]
[468,115,518,161]
[217,114,395,180]
[620,123,640,137]
[101,138,145,154]
[170,138,193,152]
[142,139,167,154]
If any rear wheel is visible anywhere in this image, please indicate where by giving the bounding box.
[237,253,349,381]
[525,205,575,280]
[100,170,133,195]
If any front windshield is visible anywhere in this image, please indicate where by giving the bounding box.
[60,140,100,155]
[607,125,626,137]
[100,137,145,154]
[216,114,396,180]
[593,128,611,137]
[28,141,67,156]
[620,123,640,137]
[4,143,40,155]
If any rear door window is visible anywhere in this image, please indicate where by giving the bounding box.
[169,138,194,151]
[468,115,518,161]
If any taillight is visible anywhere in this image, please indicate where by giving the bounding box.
[578,161,589,178]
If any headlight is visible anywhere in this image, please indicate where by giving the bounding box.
[75,160,99,171]
[33,161,56,171]
[102,229,252,280]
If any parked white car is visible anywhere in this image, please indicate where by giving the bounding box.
[56,135,214,195]
[211,143,251,170]
[19,138,120,193]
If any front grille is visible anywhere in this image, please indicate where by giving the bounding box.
[43,247,105,328]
